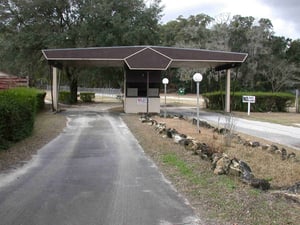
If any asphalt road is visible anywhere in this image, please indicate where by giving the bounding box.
[0,109,200,225]
[165,106,300,151]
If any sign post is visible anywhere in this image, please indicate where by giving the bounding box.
[193,73,203,133]
[242,96,255,116]
[162,78,169,118]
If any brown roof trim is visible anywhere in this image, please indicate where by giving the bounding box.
[42,46,248,70]
[124,47,172,70]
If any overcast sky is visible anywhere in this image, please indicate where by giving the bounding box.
[160,0,300,40]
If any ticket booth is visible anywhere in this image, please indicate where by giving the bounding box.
[124,68,161,113]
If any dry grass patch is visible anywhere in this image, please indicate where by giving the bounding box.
[154,116,300,188]
[122,114,300,225]
[227,144,300,188]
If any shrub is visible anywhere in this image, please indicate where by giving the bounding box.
[203,92,294,112]
[59,91,71,104]
[0,88,44,150]
[36,91,46,111]
[79,92,95,102]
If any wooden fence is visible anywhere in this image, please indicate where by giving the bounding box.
[0,76,29,90]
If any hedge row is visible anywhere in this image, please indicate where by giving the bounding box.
[59,91,71,104]
[0,88,46,150]
[79,92,95,102]
[203,92,295,112]
[59,91,95,103]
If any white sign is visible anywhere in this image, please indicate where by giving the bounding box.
[242,95,256,115]
[242,96,256,103]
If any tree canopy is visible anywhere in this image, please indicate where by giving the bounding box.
[0,0,163,101]
[160,13,300,92]
[0,0,299,94]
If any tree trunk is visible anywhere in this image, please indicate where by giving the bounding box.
[65,66,78,104]
[69,78,78,104]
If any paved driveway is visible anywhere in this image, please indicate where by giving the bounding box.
[0,107,200,225]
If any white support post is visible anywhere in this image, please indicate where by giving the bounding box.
[123,69,126,111]
[146,71,149,115]
[225,69,231,113]
[196,81,200,133]
[52,67,59,112]
[296,89,299,113]
[164,84,167,118]
[247,101,251,116]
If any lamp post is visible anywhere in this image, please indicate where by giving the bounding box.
[162,78,169,118]
[193,73,203,133]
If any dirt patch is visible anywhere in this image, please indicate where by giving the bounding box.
[122,114,300,225]
[0,109,66,171]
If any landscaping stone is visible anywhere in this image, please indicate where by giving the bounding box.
[184,140,196,152]
[139,114,151,123]
[173,133,184,144]
[213,127,230,134]
[269,144,279,153]
[178,138,191,147]
[211,153,223,170]
[154,122,166,134]
[273,181,300,203]
[273,191,300,204]
[228,158,241,176]
[239,160,270,190]
[261,144,270,150]
[287,181,300,194]
[281,148,287,160]
[219,128,230,134]
[166,128,177,138]
[275,148,282,155]
[192,118,214,129]
[244,141,260,148]
[243,140,252,147]
[141,116,276,192]
[198,142,215,160]
[213,154,231,175]
[251,141,260,148]
[248,178,271,190]
[288,152,296,160]
[239,160,254,181]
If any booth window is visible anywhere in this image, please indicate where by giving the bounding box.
[126,70,161,97]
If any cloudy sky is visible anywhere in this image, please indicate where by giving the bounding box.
[160,0,300,40]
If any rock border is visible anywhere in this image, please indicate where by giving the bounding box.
[139,114,300,196]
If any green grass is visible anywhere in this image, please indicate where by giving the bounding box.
[217,175,237,190]
[162,153,202,184]
[162,153,236,190]
[162,153,193,175]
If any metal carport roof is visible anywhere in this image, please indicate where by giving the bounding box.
[42,46,248,71]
